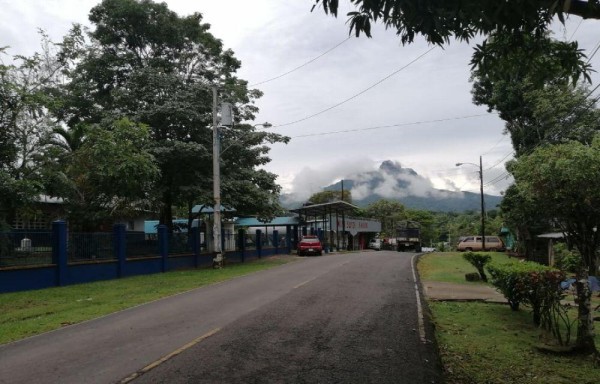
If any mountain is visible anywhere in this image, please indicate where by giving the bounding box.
[282,160,503,212]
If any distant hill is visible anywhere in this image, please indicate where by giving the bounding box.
[281,160,502,212]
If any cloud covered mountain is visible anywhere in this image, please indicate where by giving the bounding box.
[282,160,502,212]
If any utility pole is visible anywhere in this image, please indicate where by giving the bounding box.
[212,86,222,267]
[479,155,486,251]
[456,157,486,251]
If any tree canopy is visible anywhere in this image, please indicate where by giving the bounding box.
[313,1,600,45]
[1,0,289,231]
[50,0,288,230]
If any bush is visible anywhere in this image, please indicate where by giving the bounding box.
[553,243,582,273]
[487,261,572,345]
[462,252,491,282]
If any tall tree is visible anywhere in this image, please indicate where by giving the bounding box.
[510,135,600,354]
[56,0,288,230]
[0,34,64,228]
[470,33,594,156]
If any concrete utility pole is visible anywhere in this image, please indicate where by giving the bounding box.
[479,155,486,251]
[212,86,222,267]
[212,87,234,268]
[456,156,486,251]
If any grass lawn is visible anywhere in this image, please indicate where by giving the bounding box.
[419,251,515,284]
[419,252,600,383]
[0,256,297,345]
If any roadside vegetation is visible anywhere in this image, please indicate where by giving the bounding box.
[420,252,600,383]
[0,257,295,345]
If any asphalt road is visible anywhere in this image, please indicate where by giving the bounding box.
[0,251,441,384]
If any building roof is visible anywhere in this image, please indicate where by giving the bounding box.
[289,200,359,217]
[235,217,300,227]
[537,232,565,239]
[191,204,236,214]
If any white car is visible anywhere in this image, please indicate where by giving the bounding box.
[368,239,382,250]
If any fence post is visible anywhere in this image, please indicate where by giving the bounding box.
[53,220,67,287]
[256,229,262,259]
[293,225,299,252]
[158,224,168,272]
[114,224,126,278]
[191,227,200,268]
[273,230,279,255]
[285,225,292,254]
[238,228,245,263]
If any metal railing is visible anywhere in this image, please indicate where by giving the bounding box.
[0,231,53,267]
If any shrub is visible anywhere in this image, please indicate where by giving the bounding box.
[462,252,491,282]
[553,242,582,273]
[487,262,573,345]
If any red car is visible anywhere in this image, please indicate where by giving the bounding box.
[297,235,323,256]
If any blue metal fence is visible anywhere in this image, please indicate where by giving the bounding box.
[68,232,115,262]
[0,231,53,267]
[0,222,292,293]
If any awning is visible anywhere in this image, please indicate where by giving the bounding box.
[289,200,359,217]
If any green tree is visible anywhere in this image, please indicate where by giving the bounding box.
[55,0,288,231]
[0,34,65,228]
[313,1,600,45]
[471,33,595,156]
[363,199,406,237]
[46,118,160,231]
[307,189,352,204]
[510,135,600,354]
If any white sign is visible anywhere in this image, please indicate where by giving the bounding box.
[331,218,381,236]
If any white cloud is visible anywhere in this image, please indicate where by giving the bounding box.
[0,1,595,206]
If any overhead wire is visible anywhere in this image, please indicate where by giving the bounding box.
[249,37,352,87]
[273,46,437,128]
[289,113,491,138]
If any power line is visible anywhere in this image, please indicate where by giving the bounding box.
[568,19,583,41]
[480,135,507,156]
[484,172,511,187]
[249,37,352,87]
[483,150,515,172]
[586,39,600,64]
[273,46,437,128]
[289,113,490,138]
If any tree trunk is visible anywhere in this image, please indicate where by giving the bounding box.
[159,190,173,233]
[574,271,597,354]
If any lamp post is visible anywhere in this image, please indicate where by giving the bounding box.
[456,156,486,251]
[212,86,272,267]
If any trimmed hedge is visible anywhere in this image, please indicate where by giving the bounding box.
[487,262,565,318]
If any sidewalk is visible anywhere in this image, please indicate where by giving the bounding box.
[422,280,506,303]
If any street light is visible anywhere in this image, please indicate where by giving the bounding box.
[456,156,486,251]
[212,88,271,268]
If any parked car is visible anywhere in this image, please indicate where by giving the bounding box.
[457,236,505,252]
[297,235,323,256]
[368,238,382,250]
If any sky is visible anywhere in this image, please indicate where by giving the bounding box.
[2,0,599,202]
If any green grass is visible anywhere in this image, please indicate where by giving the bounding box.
[419,251,515,284]
[420,252,600,383]
[431,301,599,384]
[0,256,297,345]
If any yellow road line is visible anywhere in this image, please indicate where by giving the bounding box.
[119,327,221,383]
